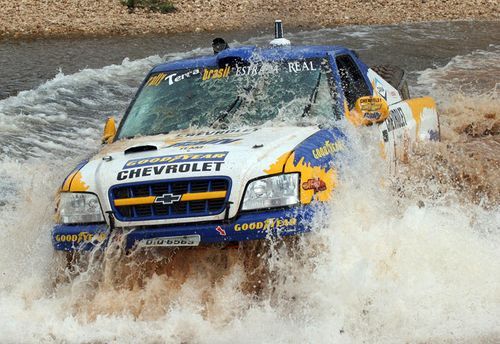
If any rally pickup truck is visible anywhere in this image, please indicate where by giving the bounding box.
[52,23,439,252]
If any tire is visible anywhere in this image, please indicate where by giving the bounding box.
[371,65,411,100]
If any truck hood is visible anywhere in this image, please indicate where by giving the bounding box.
[74,126,319,226]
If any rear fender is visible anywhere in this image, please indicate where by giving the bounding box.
[381,96,439,165]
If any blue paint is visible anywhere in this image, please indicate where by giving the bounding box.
[52,224,109,251]
[151,46,354,73]
[52,206,318,251]
[292,128,347,169]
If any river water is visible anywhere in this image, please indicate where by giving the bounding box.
[0,21,498,343]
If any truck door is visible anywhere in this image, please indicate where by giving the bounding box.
[334,53,372,110]
[329,52,398,170]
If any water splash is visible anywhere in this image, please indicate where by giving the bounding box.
[0,30,499,343]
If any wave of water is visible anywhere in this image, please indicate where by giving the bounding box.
[0,33,499,343]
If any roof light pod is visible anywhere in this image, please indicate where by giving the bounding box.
[270,20,291,47]
[212,37,229,54]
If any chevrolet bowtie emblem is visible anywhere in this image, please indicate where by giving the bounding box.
[154,193,182,205]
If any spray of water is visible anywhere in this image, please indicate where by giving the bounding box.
[0,40,498,343]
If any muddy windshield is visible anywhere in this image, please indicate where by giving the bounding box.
[117,58,339,139]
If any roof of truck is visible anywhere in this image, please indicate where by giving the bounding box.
[151,45,358,73]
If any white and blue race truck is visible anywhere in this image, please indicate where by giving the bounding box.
[53,22,439,252]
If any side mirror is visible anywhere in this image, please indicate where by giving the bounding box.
[347,96,389,126]
[102,117,117,144]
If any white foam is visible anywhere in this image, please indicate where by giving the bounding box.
[0,120,498,343]
[0,35,498,343]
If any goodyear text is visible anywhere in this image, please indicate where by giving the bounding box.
[312,140,345,159]
[234,217,297,231]
[55,232,107,243]
[123,152,228,169]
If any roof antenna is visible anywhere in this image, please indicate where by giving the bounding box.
[270,20,291,47]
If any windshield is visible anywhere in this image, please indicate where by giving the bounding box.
[117,58,340,139]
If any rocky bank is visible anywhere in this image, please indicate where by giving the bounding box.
[0,0,499,40]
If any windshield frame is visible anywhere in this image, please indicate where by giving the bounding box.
[115,53,341,141]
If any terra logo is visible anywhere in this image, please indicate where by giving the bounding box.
[154,193,182,205]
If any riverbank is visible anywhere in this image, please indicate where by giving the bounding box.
[1,0,499,40]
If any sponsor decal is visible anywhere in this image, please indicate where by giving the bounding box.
[235,64,265,76]
[364,111,382,120]
[428,129,439,141]
[235,60,321,77]
[382,129,389,143]
[288,60,317,73]
[215,226,226,236]
[352,96,389,124]
[375,78,387,99]
[359,96,384,112]
[175,128,257,138]
[140,235,201,247]
[202,66,231,81]
[235,62,283,76]
[117,162,224,180]
[165,69,200,85]
[386,107,408,132]
[55,232,106,243]
[166,138,241,148]
[268,130,345,204]
[312,140,345,159]
[149,60,323,89]
[123,152,228,169]
[147,70,200,87]
[233,217,297,232]
[146,73,166,87]
[302,178,327,193]
[155,193,182,205]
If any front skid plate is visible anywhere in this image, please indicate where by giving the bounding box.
[52,206,316,251]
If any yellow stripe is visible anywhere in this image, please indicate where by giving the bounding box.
[113,191,227,207]
[114,196,156,207]
[181,191,226,201]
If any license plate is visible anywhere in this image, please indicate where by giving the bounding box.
[139,235,201,247]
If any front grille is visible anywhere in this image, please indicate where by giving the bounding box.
[109,177,230,221]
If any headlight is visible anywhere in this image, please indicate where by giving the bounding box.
[59,192,104,224]
[242,173,299,211]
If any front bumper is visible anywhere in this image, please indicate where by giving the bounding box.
[52,206,316,251]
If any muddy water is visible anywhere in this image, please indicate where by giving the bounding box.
[0,21,499,343]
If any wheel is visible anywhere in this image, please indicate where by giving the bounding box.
[371,65,411,100]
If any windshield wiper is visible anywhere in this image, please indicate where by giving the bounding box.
[302,72,322,117]
[210,96,243,128]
